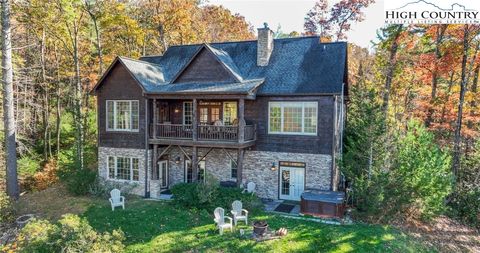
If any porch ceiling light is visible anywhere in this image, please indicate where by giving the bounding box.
[175,157,181,164]
[271,162,277,171]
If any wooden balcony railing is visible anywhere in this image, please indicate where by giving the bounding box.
[154,124,193,139]
[151,124,256,142]
[198,125,238,141]
[245,125,255,141]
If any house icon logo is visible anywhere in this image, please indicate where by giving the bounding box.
[384,0,480,24]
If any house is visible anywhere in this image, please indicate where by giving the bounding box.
[92,25,348,201]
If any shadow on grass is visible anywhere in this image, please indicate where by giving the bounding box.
[83,200,433,253]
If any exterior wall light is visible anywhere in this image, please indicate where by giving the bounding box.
[271,162,277,171]
[174,108,180,113]
[175,157,181,164]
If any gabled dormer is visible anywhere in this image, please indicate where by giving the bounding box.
[171,43,243,84]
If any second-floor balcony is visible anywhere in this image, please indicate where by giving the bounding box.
[150,124,256,142]
[147,98,256,148]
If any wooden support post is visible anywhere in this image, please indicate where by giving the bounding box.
[192,146,198,182]
[192,98,198,141]
[236,149,244,187]
[238,98,245,143]
[153,144,158,180]
[177,145,191,161]
[153,99,157,138]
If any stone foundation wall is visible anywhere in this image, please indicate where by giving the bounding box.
[157,148,332,200]
[99,146,332,200]
[242,151,332,200]
[98,147,152,196]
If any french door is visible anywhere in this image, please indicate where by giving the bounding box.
[185,160,206,183]
[279,166,305,201]
[199,106,221,124]
[157,160,168,189]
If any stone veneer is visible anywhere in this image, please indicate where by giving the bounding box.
[98,147,152,196]
[99,146,332,200]
[242,151,332,199]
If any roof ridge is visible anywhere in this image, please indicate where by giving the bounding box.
[118,56,164,67]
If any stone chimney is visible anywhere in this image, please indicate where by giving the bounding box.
[257,23,274,66]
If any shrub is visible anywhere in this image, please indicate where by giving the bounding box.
[345,121,452,221]
[88,176,137,198]
[58,167,97,196]
[0,191,15,223]
[16,219,59,252]
[171,182,201,208]
[16,214,125,253]
[171,179,263,212]
[18,154,42,177]
[196,174,219,205]
[450,187,480,228]
[23,160,59,192]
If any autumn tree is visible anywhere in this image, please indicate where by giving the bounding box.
[304,0,374,41]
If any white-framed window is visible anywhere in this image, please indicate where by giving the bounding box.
[230,159,237,179]
[107,156,139,181]
[223,101,238,125]
[268,101,318,135]
[106,100,139,131]
[183,102,193,125]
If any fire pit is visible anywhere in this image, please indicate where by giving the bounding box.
[253,220,268,236]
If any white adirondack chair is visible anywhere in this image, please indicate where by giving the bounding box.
[213,207,233,235]
[231,200,248,226]
[109,189,125,211]
[242,182,256,195]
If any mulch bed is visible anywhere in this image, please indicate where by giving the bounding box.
[396,216,480,252]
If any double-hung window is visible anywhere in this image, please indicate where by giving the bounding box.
[106,100,139,131]
[108,156,139,181]
[268,101,318,135]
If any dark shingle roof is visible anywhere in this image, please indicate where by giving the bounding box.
[96,37,348,95]
[143,78,264,95]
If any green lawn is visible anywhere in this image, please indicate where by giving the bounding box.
[83,199,434,253]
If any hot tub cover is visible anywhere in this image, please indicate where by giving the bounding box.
[301,190,345,204]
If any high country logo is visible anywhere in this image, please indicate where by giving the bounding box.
[384,0,480,24]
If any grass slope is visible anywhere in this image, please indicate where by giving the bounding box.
[83,199,434,253]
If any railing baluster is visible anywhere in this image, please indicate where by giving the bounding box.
[152,124,255,142]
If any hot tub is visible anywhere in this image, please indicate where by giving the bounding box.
[300,190,345,218]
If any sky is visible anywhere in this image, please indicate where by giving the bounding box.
[208,0,386,49]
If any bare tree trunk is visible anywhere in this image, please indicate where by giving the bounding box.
[452,25,470,181]
[55,46,61,158]
[71,20,84,170]
[84,1,103,74]
[2,0,19,199]
[40,29,51,161]
[382,25,403,118]
[425,25,447,128]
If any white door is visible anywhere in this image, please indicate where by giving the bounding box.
[279,167,305,201]
[158,160,168,188]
